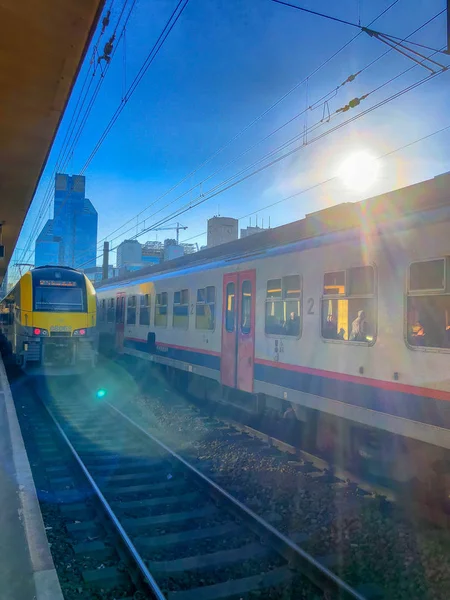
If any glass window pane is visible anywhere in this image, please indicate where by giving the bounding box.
[267,279,282,298]
[139,294,150,326]
[410,260,445,291]
[206,286,215,303]
[407,295,450,348]
[349,266,374,296]
[324,272,345,295]
[322,298,348,340]
[226,282,235,332]
[155,292,167,326]
[197,288,205,303]
[284,300,300,336]
[174,291,181,304]
[283,275,301,298]
[265,301,285,334]
[196,302,215,330]
[181,289,189,305]
[241,280,252,334]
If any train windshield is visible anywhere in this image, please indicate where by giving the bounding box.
[34,286,85,312]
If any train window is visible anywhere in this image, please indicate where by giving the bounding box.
[225,282,236,332]
[107,298,115,323]
[173,289,189,329]
[98,299,106,322]
[322,266,375,343]
[116,296,125,324]
[155,292,168,327]
[196,286,215,330]
[139,294,150,326]
[265,275,301,336]
[241,280,252,334]
[410,259,445,291]
[127,296,137,325]
[323,271,345,295]
[407,259,450,349]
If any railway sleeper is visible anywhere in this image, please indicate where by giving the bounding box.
[135,522,243,550]
[149,541,269,574]
[82,565,130,589]
[166,566,293,600]
[73,540,116,561]
[110,490,202,512]
[121,505,218,530]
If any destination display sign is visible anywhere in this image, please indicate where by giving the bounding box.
[39,280,77,287]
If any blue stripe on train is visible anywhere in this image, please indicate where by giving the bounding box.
[124,338,221,371]
[254,363,450,430]
[124,338,450,430]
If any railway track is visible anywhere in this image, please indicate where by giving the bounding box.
[33,383,370,600]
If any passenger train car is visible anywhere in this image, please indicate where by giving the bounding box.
[97,174,450,493]
[0,266,97,373]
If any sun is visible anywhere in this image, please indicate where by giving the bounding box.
[338,151,380,192]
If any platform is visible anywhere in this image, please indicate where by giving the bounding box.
[0,357,63,600]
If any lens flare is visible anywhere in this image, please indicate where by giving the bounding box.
[338,151,379,192]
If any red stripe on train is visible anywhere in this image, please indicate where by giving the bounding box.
[255,357,450,402]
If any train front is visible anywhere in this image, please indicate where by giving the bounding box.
[23,267,97,372]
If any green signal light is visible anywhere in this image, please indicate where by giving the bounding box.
[96,389,107,399]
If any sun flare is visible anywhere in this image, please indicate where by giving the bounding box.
[338,151,380,192]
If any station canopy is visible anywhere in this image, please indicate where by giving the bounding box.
[0,0,105,283]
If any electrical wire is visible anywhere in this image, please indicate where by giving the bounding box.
[80,39,448,259]
[13,0,138,274]
[82,0,403,252]
[76,71,449,271]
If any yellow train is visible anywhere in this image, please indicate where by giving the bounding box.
[0,266,97,373]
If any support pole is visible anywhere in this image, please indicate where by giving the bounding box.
[102,242,109,281]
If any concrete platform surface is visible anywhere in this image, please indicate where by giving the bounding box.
[0,358,63,600]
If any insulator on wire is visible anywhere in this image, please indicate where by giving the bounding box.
[336,94,368,113]
[98,34,115,64]
[102,10,111,33]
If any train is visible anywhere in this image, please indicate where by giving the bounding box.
[97,173,450,497]
[0,265,97,373]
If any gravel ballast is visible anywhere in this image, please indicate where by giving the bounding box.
[83,358,450,599]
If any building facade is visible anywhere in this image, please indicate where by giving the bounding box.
[116,239,142,268]
[35,174,98,269]
[207,217,238,248]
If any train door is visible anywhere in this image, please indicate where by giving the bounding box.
[115,293,126,353]
[221,270,256,393]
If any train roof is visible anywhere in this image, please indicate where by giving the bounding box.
[97,172,450,290]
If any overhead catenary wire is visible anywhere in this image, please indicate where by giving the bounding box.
[80,0,190,175]
[87,120,450,265]
[76,63,449,271]
[77,39,448,263]
[82,0,403,252]
[270,0,449,56]
[24,0,405,279]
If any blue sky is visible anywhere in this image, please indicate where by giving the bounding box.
[10,0,450,276]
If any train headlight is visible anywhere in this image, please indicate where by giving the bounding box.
[73,328,86,336]
[33,328,48,336]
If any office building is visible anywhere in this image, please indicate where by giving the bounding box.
[207,217,238,248]
[116,239,142,268]
[35,174,98,269]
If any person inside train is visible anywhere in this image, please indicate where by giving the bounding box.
[410,320,426,346]
[323,314,338,339]
[337,328,346,340]
[349,310,369,342]
[285,311,300,336]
